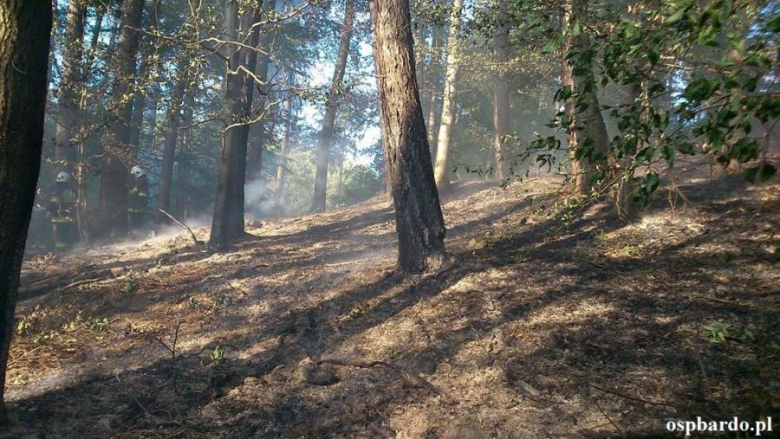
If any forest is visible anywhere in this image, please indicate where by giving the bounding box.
[0,0,778,437]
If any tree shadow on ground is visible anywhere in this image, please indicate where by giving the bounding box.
[4,174,777,437]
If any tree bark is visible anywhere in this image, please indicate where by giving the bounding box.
[310,0,355,213]
[247,0,277,186]
[156,61,190,224]
[337,154,345,202]
[227,6,264,239]
[492,0,512,180]
[97,14,120,93]
[274,94,294,209]
[83,6,103,80]
[0,0,52,418]
[370,0,447,273]
[47,1,58,93]
[366,3,390,194]
[209,1,262,251]
[414,22,429,115]
[615,82,641,219]
[54,0,86,176]
[426,25,444,156]
[433,0,464,189]
[128,0,161,153]
[176,86,196,221]
[97,0,144,239]
[561,0,609,197]
[75,6,105,241]
[210,0,243,251]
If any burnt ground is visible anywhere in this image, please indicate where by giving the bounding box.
[3,171,779,438]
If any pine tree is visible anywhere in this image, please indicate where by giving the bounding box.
[0,0,52,419]
[97,0,145,238]
[370,0,447,272]
[311,0,355,213]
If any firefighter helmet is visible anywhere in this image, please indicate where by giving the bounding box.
[56,172,72,183]
[130,166,146,178]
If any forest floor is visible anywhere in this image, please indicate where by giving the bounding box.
[4,168,780,438]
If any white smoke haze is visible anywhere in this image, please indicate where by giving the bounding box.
[244,179,284,219]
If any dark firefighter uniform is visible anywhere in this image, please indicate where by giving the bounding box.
[128,169,150,230]
[47,174,79,251]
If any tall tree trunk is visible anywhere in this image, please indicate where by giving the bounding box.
[47,1,59,93]
[274,94,294,209]
[209,1,261,251]
[247,0,277,185]
[227,6,263,239]
[615,82,641,219]
[310,0,355,213]
[84,6,103,77]
[337,155,345,202]
[0,0,52,417]
[426,25,444,155]
[97,0,144,239]
[98,14,120,92]
[366,4,390,194]
[129,0,161,153]
[492,0,512,181]
[414,23,429,115]
[370,0,447,273]
[75,6,105,241]
[561,0,609,197]
[210,0,242,251]
[420,25,444,148]
[156,62,190,224]
[55,0,86,177]
[433,0,464,189]
[176,86,196,221]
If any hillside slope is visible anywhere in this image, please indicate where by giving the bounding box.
[5,174,779,438]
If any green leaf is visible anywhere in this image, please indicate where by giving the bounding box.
[767,14,780,32]
[664,7,687,27]
[708,128,725,149]
[662,143,676,168]
[732,138,760,163]
[555,85,572,102]
[745,76,758,92]
[635,147,654,165]
[703,321,733,344]
[697,24,719,46]
[645,172,660,193]
[746,163,777,182]
[623,135,638,153]
[744,167,758,182]
[684,77,716,102]
[634,172,661,206]
[572,21,582,37]
[647,50,660,66]
[541,38,559,54]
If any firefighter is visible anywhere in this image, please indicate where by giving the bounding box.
[128,165,150,232]
[47,171,79,251]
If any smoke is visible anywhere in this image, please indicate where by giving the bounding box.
[244,179,281,219]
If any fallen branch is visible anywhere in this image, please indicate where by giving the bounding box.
[317,358,457,405]
[158,209,203,246]
[21,263,97,290]
[588,383,686,409]
[19,269,111,296]
[317,358,391,369]
[594,398,627,439]
[60,275,112,292]
[148,319,184,360]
